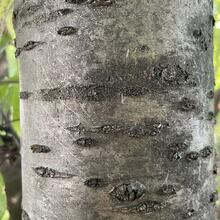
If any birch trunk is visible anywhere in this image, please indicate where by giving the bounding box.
[15,0,216,219]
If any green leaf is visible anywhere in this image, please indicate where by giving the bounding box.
[5,45,19,78]
[0,174,8,220]
[0,31,12,49]
[5,6,15,40]
[1,210,9,220]
[0,43,20,133]
[7,84,20,134]
[0,83,9,102]
[0,0,13,38]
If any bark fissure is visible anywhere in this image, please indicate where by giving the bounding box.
[33,167,74,178]
[66,0,114,6]
[69,119,170,138]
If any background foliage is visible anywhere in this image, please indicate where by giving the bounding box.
[0,174,9,220]
[0,0,18,219]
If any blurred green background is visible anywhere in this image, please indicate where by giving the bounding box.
[0,0,220,219]
[0,1,21,219]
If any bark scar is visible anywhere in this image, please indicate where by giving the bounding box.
[22,210,31,220]
[75,137,97,147]
[207,90,214,99]
[213,163,218,175]
[206,112,215,121]
[135,201,166,214]
[110,181,145,202]
[210,191,218,204]
[20,91,33,100]
[177,97,196,112]
[16,41,45,57]
[200,146,212,158]
[168,141,189,161]
[159,184,177,195]
[185,152,199,162]
[84,178,106,188]
[57,26,78,36]
[192,28,210,51]
[185,209,196,218]
[33,167,74,178]
[30,145,51,153]
[96,120,170,138]
[87,0,114,6]
[65,0,114,6]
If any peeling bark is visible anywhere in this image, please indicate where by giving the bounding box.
[16,0,216,219]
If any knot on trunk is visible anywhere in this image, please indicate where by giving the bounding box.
[110,181,145,202]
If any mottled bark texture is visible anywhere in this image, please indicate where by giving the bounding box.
[15,0,216,219]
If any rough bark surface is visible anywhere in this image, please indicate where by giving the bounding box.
[16,0,216,219]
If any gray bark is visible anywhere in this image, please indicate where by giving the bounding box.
[15,0,216,219]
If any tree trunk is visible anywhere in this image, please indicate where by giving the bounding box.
[15,0,216,219]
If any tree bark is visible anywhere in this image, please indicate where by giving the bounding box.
[16,0,216,219]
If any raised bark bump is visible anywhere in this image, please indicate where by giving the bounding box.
[185,152,200,162]
[84,178,105,188]
[210,191,218,204]
[75,137,97,147]
[200,146,212,158]
[207,112,215,121]
[20,91,33,100]
[185,209,196,218]
[213,164,218,175]
[135,201,167,214]
[207,90,214,99]
[177,97,197,112]
[65,0,87,3]
[57,26,78,36]
[110,181,145,202]
[87,0,114,7]
[22,210,31,220]
[159,184,177,195]
[30,144,51,153]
